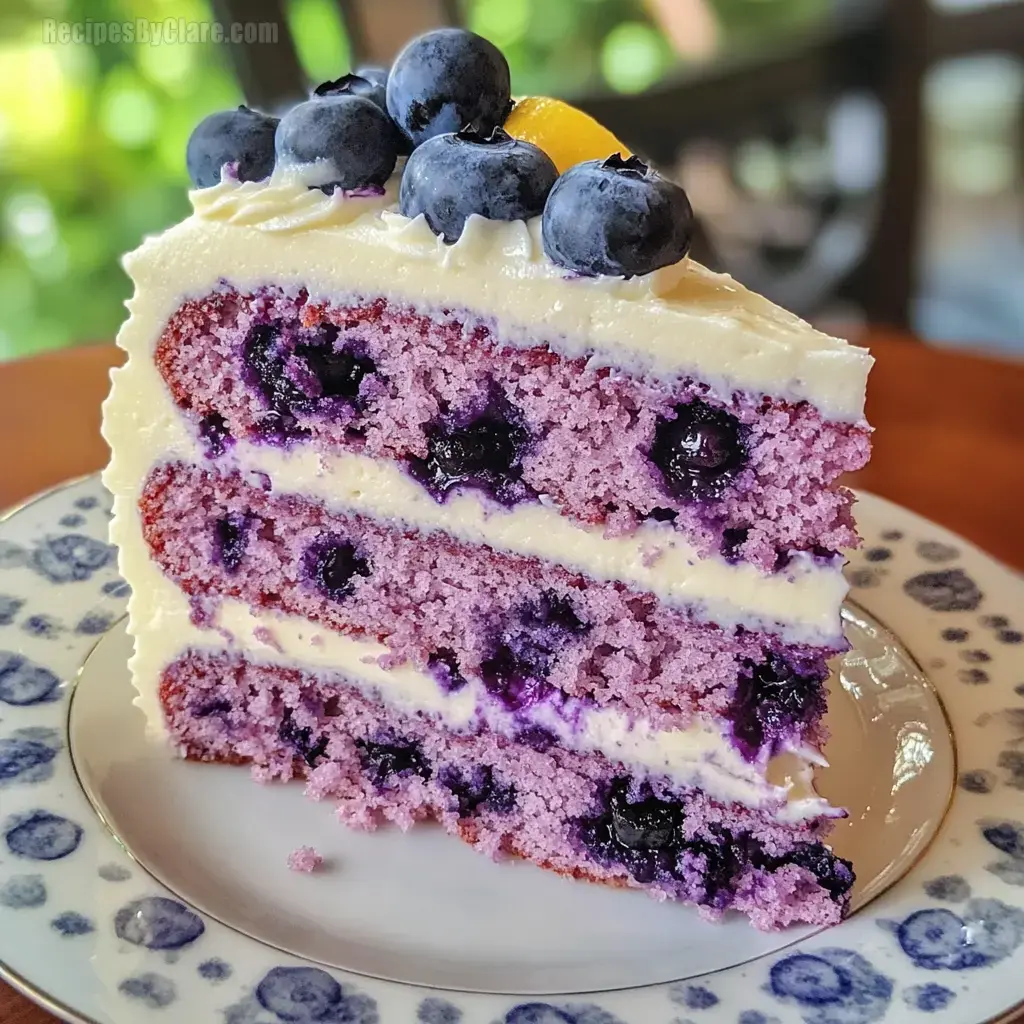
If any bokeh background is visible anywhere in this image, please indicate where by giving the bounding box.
[0,0,1021,361]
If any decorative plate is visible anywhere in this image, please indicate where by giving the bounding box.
[1,476,1023,1024]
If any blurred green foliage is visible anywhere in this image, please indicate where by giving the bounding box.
[0,0,826,360]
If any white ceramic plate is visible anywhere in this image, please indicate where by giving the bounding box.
[1,476,1023,1024]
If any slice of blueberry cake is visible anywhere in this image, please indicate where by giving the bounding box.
[102,28,871,930]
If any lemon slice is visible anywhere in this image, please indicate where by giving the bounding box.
[505,96,631,174]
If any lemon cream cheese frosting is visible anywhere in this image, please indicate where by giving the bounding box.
[103,26,869,930]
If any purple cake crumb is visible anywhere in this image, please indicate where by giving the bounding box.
[287,846,323,873]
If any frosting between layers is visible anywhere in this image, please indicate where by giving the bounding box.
[102,344,848,643]
[146,169,873,422]
[128,545,832,822]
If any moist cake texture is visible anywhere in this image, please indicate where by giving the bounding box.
[103,28,871,930]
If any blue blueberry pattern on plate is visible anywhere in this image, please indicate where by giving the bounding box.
[76,609,116,635]
[0,594,23,625]
[502,1005,625,1023]
[738,1012,780,1024]
[50,911,95,936]
[767,949,893,1024]
[119,972,178,1008]
[417,996,463,1023]
[98,862,132,882]
[4,810,83,860]
[224,965,378,1023]
[0,727,61,785]
[980,819,1024,886]
[114,896,205,949]
[29,534,115,584]
[881,898,1024,969]
[198,957,233,982]
[903,569,983,612]
[101,578,131,598]
[0,539,29,569]
[922,875,970,902]
[0,652,61,705]
[902,983,956,1011]
[670,984,719,1010]
[0,874,46,909]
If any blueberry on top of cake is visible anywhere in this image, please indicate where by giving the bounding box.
[103,26,869,931]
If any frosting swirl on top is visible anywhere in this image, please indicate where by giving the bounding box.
[190,167,398,232]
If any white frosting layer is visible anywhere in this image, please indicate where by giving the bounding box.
[121,537,831,822]
[139,167,873,422]
[102,341,847,644]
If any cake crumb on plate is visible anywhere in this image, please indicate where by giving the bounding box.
[287,846,323,873]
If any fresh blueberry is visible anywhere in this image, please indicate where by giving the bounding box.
[386,28,512,147]
[186,106,278,188]
[608,781,681,851]
[355,65,388,89]
[276,94,399,191]
[400,126,557,243]
[314,72,387,113]
[357,737,431,784]
[542,154,694,278]
[649,400,747,502]
[410,403,531,504]
[304,538,371,600]
[314,67,414,156]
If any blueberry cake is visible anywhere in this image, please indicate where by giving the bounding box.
[102,28,872,930]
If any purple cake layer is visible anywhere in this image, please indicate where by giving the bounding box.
[154,288,871,573]
[160,650,853,930]
[141,461,838,758]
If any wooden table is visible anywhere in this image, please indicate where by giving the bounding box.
[1,330,1023,1022]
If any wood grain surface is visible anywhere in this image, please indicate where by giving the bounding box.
[1,331,1022,1022]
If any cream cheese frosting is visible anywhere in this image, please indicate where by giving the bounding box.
[152,168,874,422]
